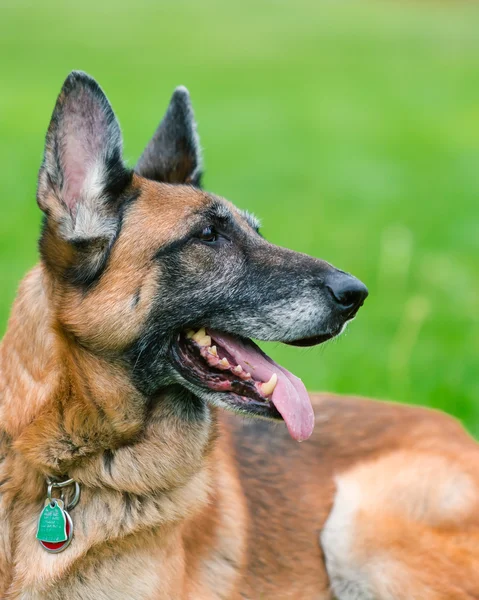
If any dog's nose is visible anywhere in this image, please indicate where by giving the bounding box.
[326,272,368,316]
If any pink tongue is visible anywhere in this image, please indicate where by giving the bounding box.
[207,330,315,441]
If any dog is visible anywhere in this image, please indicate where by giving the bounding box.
[1,72,478,599]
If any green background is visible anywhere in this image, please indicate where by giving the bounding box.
[1,1,478,434]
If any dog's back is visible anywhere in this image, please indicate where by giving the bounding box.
[221,396,479,598]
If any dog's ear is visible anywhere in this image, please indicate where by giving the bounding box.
[38,71,132,285]
[135,86,202,187]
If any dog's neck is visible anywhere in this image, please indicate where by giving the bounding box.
[0,267,220,595]
[0,265,215,488]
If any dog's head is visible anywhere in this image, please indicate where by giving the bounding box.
[37,72,367,441]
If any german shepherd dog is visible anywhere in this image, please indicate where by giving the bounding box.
[1,72,479,599]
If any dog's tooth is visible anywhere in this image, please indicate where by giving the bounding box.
[208,345,218,357]
[192,329,211,347]
[192,328,207,343]
[261,373,278,397]
[219,358,230,368]
[244,372,252,379]
[233,365,243,374]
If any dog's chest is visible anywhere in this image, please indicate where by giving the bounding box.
[6,497,190,599]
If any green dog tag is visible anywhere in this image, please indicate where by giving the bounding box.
[36,499,68,543]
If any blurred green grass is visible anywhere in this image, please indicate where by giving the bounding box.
[1,1,478,434]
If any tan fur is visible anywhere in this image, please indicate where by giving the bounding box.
[1,180,479,599]
[322,450,479,599]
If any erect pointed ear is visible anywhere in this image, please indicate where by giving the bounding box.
[38,71,133,285]
[135,86,202,187]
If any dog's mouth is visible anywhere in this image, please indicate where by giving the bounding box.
[171,327,333,441]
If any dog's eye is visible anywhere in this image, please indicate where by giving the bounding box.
[197,226,218,244]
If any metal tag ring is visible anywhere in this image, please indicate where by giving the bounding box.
[63,481,81,511]
[46,477,75,489]
[46,479,80,511]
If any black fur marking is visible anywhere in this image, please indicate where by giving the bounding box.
[201,200,235,227]
[103,449,114,477]
[153,234,192,260]
[132,288,141,308]
[136,86,202,187]
[122,492,133,519]
[157,385,206,422]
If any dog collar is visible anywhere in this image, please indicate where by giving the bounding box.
[36,476,81,553]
